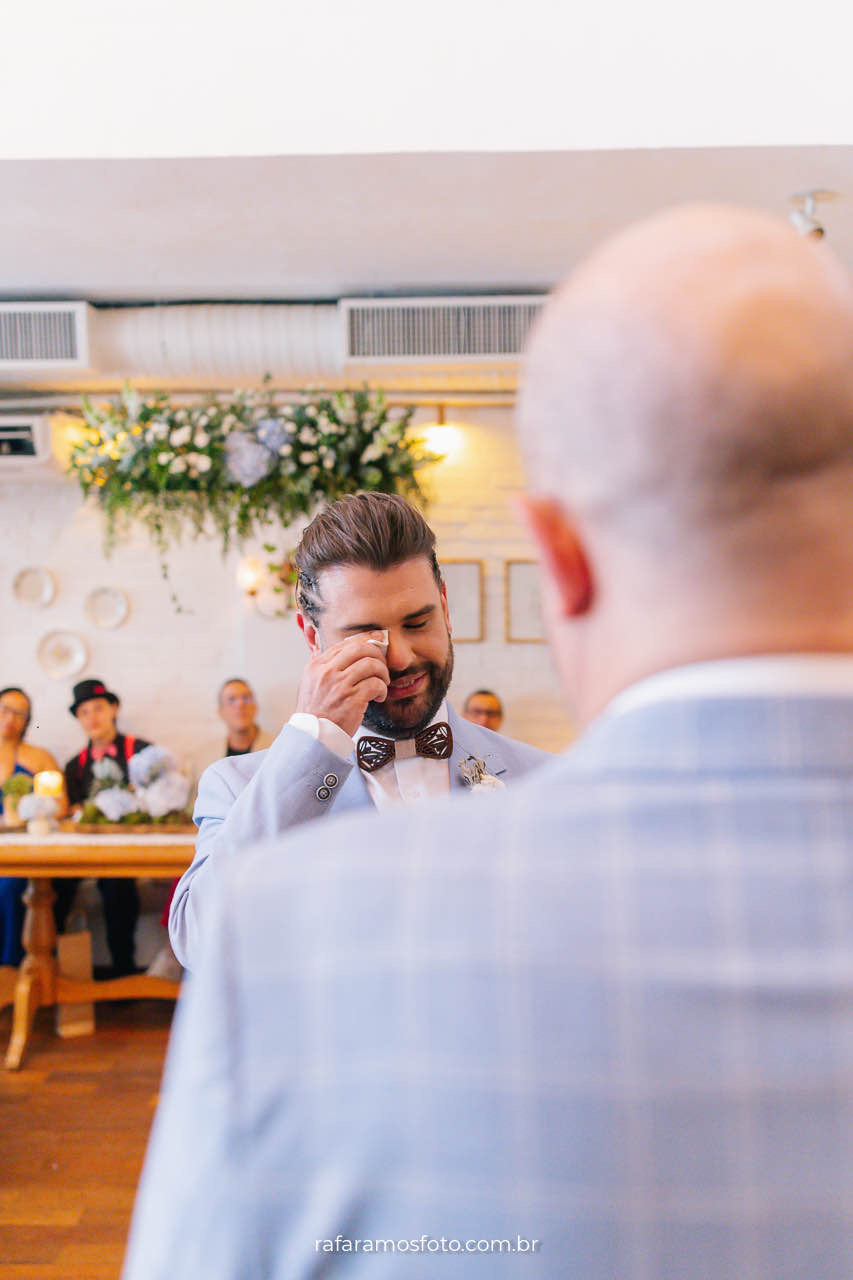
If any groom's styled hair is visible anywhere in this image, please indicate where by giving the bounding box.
[294,493,442,624]
[290,494,438,624]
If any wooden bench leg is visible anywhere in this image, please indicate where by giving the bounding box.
[5,965,45,1069]
[4,878,57,1071]
[0,964,17,1011]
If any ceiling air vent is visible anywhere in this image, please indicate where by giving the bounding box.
[341,296,545,362]
[0,302,91,369]
[0,415,54,469]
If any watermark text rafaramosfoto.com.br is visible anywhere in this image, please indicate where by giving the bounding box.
[315,1235,540,1255]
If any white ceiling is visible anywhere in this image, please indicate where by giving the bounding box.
[2,147,851,305]
[0,146,850,395]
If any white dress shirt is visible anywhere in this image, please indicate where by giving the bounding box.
[288,700,452,810]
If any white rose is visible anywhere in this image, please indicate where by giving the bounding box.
[170,425,192,447]
[472,773,505,793]
[278,443,293,456]
[361,442,383,463]
[187,452,212,472]
[121,387,141,420]
[194,430,210,447]
[299,450,318,464]
[298,426,317,444]
[151,419,170,439]
[169,456,188,474]
[157,451,174,465]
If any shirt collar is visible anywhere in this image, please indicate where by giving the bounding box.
[353,699,449,751]
[603,654,853,722]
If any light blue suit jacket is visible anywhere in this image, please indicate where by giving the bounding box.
[128,691,853,1279]
[170,705,547,968]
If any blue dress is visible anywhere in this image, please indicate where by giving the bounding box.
[0,762,33,966]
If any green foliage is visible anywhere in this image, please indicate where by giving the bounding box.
[1,773,34,798]
[79,801,191,826]
[68,383,438,567]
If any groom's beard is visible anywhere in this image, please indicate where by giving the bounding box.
[362,644,455,740]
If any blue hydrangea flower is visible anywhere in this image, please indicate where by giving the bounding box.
[256,417,290,454]
[128,744,177,788]
[224,432,274,487]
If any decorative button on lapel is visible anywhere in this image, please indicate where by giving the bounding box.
[323,773,339,788]
[316,786,331,801]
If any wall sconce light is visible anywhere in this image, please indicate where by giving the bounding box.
[788,189,836,238]
[236,556,265,596]
[422,405,465,462]
[237,553,294,618]
[48,412,90,469]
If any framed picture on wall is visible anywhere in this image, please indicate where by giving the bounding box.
[441,559,484,642]
[504,559,546,643]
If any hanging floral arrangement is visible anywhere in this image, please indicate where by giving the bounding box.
[68,383,436,570]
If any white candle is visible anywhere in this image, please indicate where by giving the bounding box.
[33,770,63,798]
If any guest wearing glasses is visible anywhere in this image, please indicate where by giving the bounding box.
[462,688,504,732]
[0,687,68,966]
[194,679,274,777]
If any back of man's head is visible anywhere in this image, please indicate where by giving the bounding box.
[519,204,853,718]
[294,492,440,623]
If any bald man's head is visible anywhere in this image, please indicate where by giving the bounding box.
[518,205,853,724]
[519,205,853,552]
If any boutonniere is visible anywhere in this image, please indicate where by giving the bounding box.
[458,755,506,794]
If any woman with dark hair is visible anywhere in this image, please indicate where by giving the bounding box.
[0,687,68,967]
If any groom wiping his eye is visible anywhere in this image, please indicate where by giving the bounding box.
[169,491,549,970]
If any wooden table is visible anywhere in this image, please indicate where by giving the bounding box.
[0,829,195,1070]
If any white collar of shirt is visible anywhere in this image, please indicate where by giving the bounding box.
[353,699,452,811]
[603,654,853,723]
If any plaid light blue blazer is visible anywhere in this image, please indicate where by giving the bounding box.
[125,691,853,1279]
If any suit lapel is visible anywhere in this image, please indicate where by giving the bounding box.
[447,707,509,792]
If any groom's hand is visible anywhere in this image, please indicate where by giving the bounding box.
[295,632,390,738]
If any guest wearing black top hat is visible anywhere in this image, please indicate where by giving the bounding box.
[55,678,151,977]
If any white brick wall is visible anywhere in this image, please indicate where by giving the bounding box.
[0,406,576,773]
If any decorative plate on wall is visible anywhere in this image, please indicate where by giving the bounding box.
[85,586,130,629]
[13,567,56,607]
[37,630,88,680]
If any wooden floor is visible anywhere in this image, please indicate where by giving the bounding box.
[0,999,174,1279]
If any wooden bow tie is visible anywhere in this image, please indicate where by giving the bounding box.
[356,722,453,773]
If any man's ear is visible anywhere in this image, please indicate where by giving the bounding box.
[296,611,321,653]
[517,495,594,617]
[439,579,452,634]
